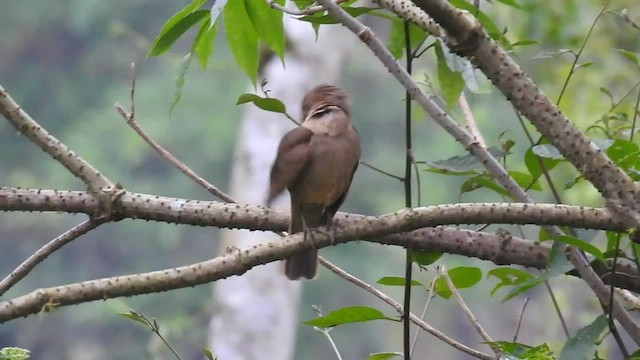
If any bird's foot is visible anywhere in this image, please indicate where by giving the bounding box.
[302,223,318,250]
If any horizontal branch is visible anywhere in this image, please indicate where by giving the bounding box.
[0,187,625,233]
[0,224,635,324]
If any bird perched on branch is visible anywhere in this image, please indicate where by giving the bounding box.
[267,84,361,280]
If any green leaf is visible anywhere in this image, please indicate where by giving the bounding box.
[486,267,533,296]
[558,315,607,360]
[298,7,375,24]
[508,170,541,191]
[511,39,538,47]
[169,53,193,113]
[434,266,482,299]
[607,139,640,162]
[202,348,215,360]
[0,347,31,360]
[524,146,560,179]
[224,0,259,84]
[368,353,402,360]
[236,93,287,113]
[531,144,563,160]
[460,174,509,197]
[551,235,605,262]
[386,19,428,59]
[427,147,506,172]
[435,41,464,109]
[303,306,392,327]
[486,341,554,359]
[494,0,523,10]
[533,48,574,59]
[244,0,285,59]
[148,9,209,57]
[503,240,573,302]
[376,276,422,286]
[617,49,640,67]
[411,251,443,266]
[192,15,218,70]
[449,0,500,35]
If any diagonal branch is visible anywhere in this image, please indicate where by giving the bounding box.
[0,219,101,297]
[410,0,640,216]
[0,84,113,190]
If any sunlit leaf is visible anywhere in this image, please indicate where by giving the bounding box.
[558,315,607,360]
[377,276,422,286]
[524,146,560,179]
[486,341,554,359]
[148,10,209,57]
[551,235,605,262]
[298,7,375,24]
[487,267,533,296]
[411,251,443,266]
[236,93,287,113]
[244,0,285,59]
[531,144,563,159]
[511,39,538,47]
[435,41,464,109]
[617,49,640,67]
[449,0,500,35]
[386,19,428,59]
[434,266,482,299]
[304,306,392,327]
[224,0,259,84]
[460,174,509,197]
[202,348,215,360]
[148,0,208,57]
[192,15,218,69]
[368,352,402,360]
[533,49,574,59]
[509,170,541,191]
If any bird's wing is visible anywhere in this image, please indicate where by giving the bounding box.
[321,127,361,222]
[267,127,314,205]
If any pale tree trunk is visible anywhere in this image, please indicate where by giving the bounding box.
[207,16,356,360]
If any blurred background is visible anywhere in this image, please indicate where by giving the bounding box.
[1,0,639,358]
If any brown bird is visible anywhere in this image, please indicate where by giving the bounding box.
[267,84,361,280]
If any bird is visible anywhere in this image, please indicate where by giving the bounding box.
[267,84,361,280]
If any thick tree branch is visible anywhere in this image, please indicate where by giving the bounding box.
[1,223,637,324]
[409,0,640,216]
[0,187,624,232]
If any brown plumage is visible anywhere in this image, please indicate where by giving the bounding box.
[267,84,361,280]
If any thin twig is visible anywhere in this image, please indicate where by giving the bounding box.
[410,275,436,356]
[512,297,530,342]
[267,0,348,16]
[319,258,493,360]
[312,305,343,360]
[360,161,404,181]
[437,265,499,355]
[0,219,101,297]
[114,65,234,203]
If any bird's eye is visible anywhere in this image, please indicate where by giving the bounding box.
[311,107,332,118]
